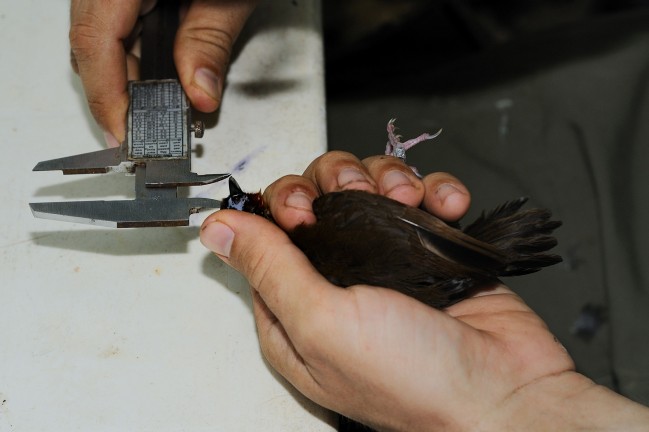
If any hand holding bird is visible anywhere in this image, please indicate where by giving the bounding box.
[199,151,643,431]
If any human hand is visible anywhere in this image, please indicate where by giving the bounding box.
[70,0,257,147]
[200,152,649,431]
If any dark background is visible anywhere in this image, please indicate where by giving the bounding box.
[323,0,649,404]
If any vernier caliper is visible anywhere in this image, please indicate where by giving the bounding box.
[29,0,229,227]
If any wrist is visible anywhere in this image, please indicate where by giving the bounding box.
[477,371,649,431]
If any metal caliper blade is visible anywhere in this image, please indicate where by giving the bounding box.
[29,198,221,228]
[30,164,223,228]
[32,146,131,174]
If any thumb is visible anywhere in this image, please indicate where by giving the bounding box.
[200,210,333,330]
[175,0,257,112]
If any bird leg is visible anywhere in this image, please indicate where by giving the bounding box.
[385,118,442,175]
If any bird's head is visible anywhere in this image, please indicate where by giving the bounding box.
[220,177,270,219]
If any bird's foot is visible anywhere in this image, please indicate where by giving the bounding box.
[384,118,442,176]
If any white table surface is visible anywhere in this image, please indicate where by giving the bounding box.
[0,0,334,430]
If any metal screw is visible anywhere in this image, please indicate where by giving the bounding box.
[191,120,205,138]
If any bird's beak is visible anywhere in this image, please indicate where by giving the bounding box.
[228,176,244,195]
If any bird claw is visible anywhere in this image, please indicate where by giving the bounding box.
[385,119,442,175]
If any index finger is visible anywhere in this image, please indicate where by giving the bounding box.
[69,0,143,142]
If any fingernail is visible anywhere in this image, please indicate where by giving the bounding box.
[285,191,313,210]
[382,170,412,193]
[193,68,220,101]
[200,221,234,258]
[436,183,463,205]
[103,131,120,148]
[338,168,370,189]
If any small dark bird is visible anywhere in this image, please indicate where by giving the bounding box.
[221,177,562,308]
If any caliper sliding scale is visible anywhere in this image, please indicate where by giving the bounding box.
[29,0,229,228]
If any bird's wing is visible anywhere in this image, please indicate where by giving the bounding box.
[397,206,507,271]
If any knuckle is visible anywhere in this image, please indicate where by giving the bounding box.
[181,26,234,66]
[86,92,106,109]
[86,97,105,117]
[70,50,80,74]
[304,150,359,176]
[258,338,277,367]
[363,154,406,169]
[258,327,288,370]
[319,150,357,163]
[69,12,106,54]
[265,175,317,200]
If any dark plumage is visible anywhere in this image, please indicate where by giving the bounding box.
[221,177,562,309]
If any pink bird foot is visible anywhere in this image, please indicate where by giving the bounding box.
[384,118,442,176]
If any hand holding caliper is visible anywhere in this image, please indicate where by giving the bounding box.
[31,1,235,227]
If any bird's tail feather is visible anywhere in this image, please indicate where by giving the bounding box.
[462,198,563,276]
